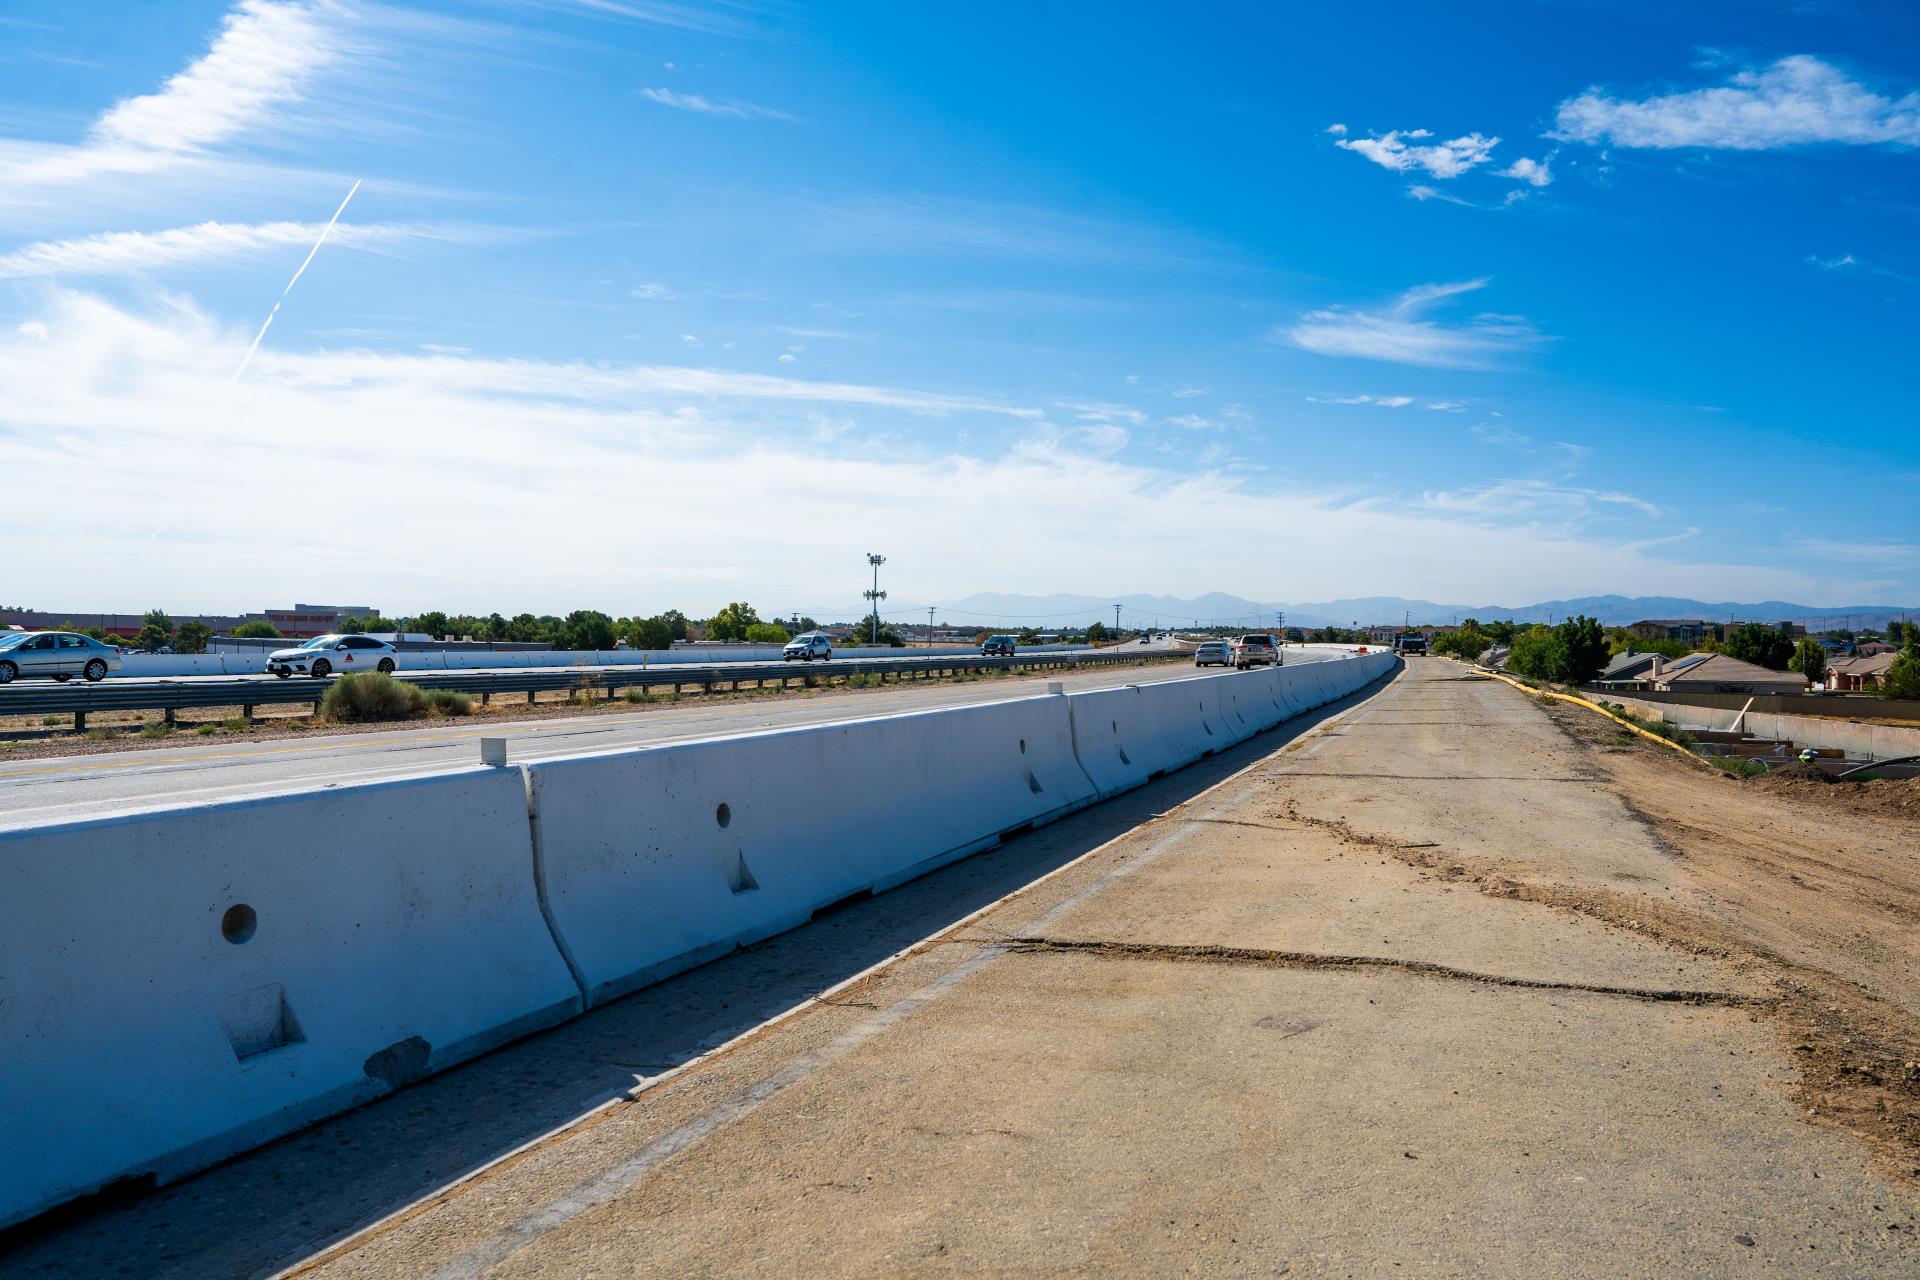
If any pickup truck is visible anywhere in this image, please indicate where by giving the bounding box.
[1232,633,1282,669]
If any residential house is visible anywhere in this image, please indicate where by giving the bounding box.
[1826,653,1897,693]
[1592,650,1665,689]
[1643,653,1809,695]
[1857,641,1895,657]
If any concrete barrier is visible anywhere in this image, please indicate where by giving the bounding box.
[0,769,580,1230]
[1066,674,1228,797]
[528,694,1099,1007]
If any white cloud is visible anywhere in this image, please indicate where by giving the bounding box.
[1170,384,1209,398]
[1553,55,1920,150]
[1305,393,1415,408]
[631,281,679,300]
[4,0,345,188]
[777,352,796,363]
[1407,184,1478,207]
[1419,479,1666,522]
[1164,414,1218,431]
[1425,400,1465,412]
[1334,128,1499,179]
[639,87,797,122]
[1806,253,1857,270]
[1500,155,1553,186]
[0,219,500,278]
[1282,279,1545,370]
[0,291,1872,610]
[1469,422,1531,448]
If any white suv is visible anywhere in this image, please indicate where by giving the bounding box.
[267,634,399,678]
[782,633,832,661]
[1232,634,1281,669]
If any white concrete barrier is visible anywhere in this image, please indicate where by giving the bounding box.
[1067,675,1227,797]
[0,769,580,1230]
[529,694,1098,1006]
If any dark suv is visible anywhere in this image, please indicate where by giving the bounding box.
[981,635,1017,656]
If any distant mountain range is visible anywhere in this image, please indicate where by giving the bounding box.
[806,592,1920,632]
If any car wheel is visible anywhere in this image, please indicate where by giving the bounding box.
[0,661,14,684]
[274,670,291,679]
[53,674,71,683]
[84,659,108,682]
[377,658,395,674]
[311,659,332,678]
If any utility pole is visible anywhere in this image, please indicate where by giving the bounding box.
[864,553,886,645]
[1113,603,1122,637]
[927,606,936,648]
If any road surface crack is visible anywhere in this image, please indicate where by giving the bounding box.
[1003,937,1773,1007]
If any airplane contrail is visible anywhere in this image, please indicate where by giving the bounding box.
[233,178,362,381]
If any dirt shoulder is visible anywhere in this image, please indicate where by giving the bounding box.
[1500,689,1920,1180]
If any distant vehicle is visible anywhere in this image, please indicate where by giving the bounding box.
[0,631,123,684]
[1394,634,1429,655]
[783,633,833,661]
[981,635,1017,656]
[1194,640,1233,668]
[1137,635,1151,644]
[1232,634,1281,669]
[266,634,397,678]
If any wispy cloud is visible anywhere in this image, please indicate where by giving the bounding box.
[1554,55,1920,150]
[1170,384,1209,398]
[1306,393,1414,408]
[1281,279,1546,370]
[0,291,1859,608]
[6,0,345,187]
[1330,125,1499,179]
[1469,422,1531,448]
[0,218,503,278]
[1804,252,1912,281]
[639,87,797,121]
[1418,478,1666,523]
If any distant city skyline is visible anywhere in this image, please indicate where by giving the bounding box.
[0,2,1914,608]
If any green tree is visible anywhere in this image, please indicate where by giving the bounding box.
[342,614,399,635]
[744,622,790,643]
[556,610,616,651]
[1882,635,1920,700]
[657,609,690,642]
[411,611,451,640]
[1483,619,1517,645]
[1017,626,1041,644]
[1789,637,1827,688]
[504,613,547,644]
[1723,622,1795,670]
[1085,621,1109,644]
[1555,615,1609,684]
[706,602,762,642]
[135,608,174,652]
[230,620,281,639]
[1506,624,1567,681]
[174,620,213,654]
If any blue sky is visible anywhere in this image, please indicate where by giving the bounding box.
[0,0,1915,616]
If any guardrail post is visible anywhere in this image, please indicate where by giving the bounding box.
[241,704,255,721]
[163,707,176,727]
[73,710,86,732]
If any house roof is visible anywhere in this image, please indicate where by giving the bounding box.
[1829,653,1897,676]
[1597,651,1663,681]
[1650,653,1806,689]
[1632,618,1709,628]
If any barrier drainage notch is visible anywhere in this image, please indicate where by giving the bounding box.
[728,851,759,895]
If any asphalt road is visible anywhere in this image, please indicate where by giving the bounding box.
[0,637,1186,692]
[0,649,1347,830]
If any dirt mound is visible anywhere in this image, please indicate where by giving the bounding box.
[1758,759,1834,784]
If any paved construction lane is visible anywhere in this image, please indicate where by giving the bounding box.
[0,651,1343,829]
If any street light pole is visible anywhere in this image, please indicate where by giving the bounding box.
[864,553,887,645]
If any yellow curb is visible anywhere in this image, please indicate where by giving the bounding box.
[1476,667,1713,768]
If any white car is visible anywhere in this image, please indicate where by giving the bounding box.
[782,633,832,661]
[1194,641,1233,668]
[266,634,398,678]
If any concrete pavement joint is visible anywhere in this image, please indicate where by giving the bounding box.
[1000,937,1777,1007]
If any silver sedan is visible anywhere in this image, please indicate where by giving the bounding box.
[0,631,124,684]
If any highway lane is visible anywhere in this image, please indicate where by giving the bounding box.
[0,638,1186,692]
[0,648,1353,830]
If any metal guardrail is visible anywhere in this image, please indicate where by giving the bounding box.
[0,649,1189,731]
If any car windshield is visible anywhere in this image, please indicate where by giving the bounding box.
[300,634,343,649]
